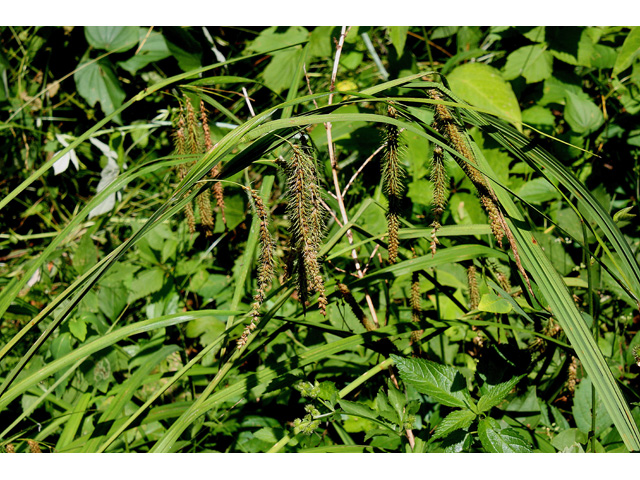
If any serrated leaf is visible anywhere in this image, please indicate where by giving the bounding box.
[477,292,512,314]
[448,62,522,128]
[503,44,553,83]
[433,409,477,439]
[391,355,470,408]
[613,27,640,76]
[85,26,138,51]
[477,375,523,412]
[128,268,165,303]
[74,59,125,123]
[478,417,532,453]
[564,90,604,134]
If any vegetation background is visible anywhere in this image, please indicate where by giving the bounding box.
[2,25,640,453]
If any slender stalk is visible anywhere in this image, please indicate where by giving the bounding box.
[324,26,380,328]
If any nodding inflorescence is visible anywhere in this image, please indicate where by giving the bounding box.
[429,89,504,247]
[283,139,327,316]
[173,96,217,236]
[237,188,277,349]
[467,265,480,310]
[428,88,533,296]
[429,144,448,256]
[382,105,406,264]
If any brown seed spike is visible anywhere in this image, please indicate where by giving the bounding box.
[467,265,480,310]
[283,141,327,314]
[381,104,406,263]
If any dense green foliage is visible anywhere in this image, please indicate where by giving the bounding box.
[2,26,640,453]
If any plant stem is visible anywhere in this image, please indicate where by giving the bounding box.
[325,26,380,328]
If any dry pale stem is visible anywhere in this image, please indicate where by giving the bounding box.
[324,26,380,328]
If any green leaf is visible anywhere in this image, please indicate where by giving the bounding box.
[128,267,165,303]
[388,27,409,57]
[613,27,640,76]
[391,355,471,408]
[262,47,304,94]
[478,417,533,453]
[516,177,560,204]
[547,27,594,67]
[551,428,588,452]
[118,28,171,74]
[85,26,138,51]
[564,90,604,134]
[245,26,308,54]
[74,59,126,123]
[477,292,512,314]
[339,399,379,422]
[572,377,613,436]
[73,231,97,276]
[447,62,522,127]
[522,105,555,128]
[433,409,476,439]
[477,375,523,412]
[503,44,553,83]
[68,317,88,343]
[613,206,636,224]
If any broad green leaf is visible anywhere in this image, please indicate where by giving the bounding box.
[503,44,553,83]
[388,26,409,57]
[477,375,523,412]
[339,400,380,423]
[573,377,613,436]
[245,26,308,54]
[613,27,640,76]
[547,26,594,67]
[262,47,304,94]
[478,417,533,453]
[73,232,97,276]
[74,59,126,123]
[564,90,604,134]
[68,317,88,343]
[391,355,471,408]
[119,28,171,74]
[516,177,560,204]
[550,428,588,452]
[522,105,555,128]
[433,409,476,439]
[477,293,512,314]
[447,62,522,127]
[128,267,165,303]
[591,44,618,69]
[85,26,138,51]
